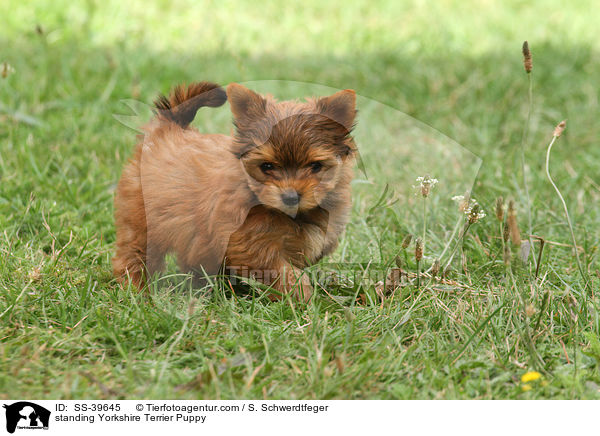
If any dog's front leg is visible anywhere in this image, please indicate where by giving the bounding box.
[268,263,312,302]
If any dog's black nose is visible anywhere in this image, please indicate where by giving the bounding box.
[281,190,300,206]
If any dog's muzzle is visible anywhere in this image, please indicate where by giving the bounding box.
[281,189,300,206]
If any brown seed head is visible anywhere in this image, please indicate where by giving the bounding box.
[468,204,481,224]
[503,222,510,243]
[395,255,402,268]
[432,259,440,278]
[495,196,505,222]
[387,268,402,291]
[553,120,566,138]
[507,200,521,247]
[522,41,532,73]
[415,238,423,262]
[401,234,412,249]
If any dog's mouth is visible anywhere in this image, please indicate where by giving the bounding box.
[263,197,318,218]
[279,204,300,218]
[259,197,301,217]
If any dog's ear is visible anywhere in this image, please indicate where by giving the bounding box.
[316,89,356,130]
[227,83,267,122]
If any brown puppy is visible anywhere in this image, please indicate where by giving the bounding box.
[112,82,357,301]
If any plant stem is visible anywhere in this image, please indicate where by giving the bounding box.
[444,221,471,271]
[520,72,536,266]
[545,135,588,289]
[425,216,462,274]
[499,221,505,258]
[422,196,427,256]
[533,289,550,333]
[534,238,545,279]
[508,267,545,369]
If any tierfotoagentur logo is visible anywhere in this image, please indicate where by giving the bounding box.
[2,402,50,434]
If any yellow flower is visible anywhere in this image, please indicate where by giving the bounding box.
[521,384,532,392]
[521,371,542,383]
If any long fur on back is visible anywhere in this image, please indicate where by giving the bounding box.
[154,82,227,128]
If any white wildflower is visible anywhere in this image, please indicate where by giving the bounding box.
[452,194,486,223]
[452,194,470,213]
[414,175,438,197]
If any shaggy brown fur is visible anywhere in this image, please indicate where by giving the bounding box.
[112,81,357,301]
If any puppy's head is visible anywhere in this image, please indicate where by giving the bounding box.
[227,83,357,216]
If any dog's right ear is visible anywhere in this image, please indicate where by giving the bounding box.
[227,83,267,122]
[316,89,357,131]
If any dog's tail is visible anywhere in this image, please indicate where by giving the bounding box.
[154,81,227,128]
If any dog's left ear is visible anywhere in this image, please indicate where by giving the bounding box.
[316,89,357,130]
[227,83,267,123]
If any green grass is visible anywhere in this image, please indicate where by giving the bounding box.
[1,0,600,399]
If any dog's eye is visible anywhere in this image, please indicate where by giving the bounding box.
[310,162,323,173]
[260,162,275,173]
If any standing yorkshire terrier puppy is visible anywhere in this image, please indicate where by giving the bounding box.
[113,81,357,301]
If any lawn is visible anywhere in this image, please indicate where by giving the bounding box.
[1,0,599,399]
